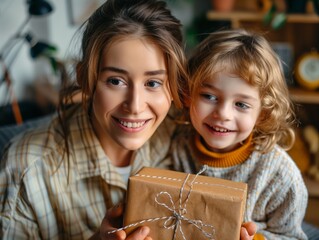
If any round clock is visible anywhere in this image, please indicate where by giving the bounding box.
[295,51,319,90]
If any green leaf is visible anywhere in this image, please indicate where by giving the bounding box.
[263,3,276,25]
[271,12,287,30]
[313,0,319,15]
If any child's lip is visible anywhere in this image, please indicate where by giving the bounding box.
[206,123,233,132]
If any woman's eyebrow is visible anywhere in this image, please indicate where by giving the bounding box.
[144,69,166,76]
[101,67,166,76]
[101,66,127,74]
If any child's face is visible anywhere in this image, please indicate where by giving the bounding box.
[190,72,261,153]
[91,38,172,154]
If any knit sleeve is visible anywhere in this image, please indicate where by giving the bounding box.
[253,147,308,240]
[259,186,308,239]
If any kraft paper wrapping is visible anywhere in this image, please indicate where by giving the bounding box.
[123,167,247,240]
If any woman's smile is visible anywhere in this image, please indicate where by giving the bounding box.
[114,117,151,132]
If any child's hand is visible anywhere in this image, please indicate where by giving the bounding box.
[89,204,152,240]
[240,222,257,240]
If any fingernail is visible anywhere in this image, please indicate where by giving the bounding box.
[141,227,149,235]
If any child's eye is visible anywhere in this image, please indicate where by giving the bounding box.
[201,93,217,102]
[146,80,162,88]
[236,102,250,109]
[106,77,125,86]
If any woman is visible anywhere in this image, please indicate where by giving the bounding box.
[0,0,187,239]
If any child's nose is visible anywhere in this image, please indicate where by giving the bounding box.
[214,103,232,121]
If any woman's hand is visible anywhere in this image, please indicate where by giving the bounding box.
[240,222,257,240]
[90,204,152,240]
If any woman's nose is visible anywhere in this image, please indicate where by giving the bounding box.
[123,85,146,114]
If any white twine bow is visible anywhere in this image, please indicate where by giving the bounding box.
[108,165,215,240]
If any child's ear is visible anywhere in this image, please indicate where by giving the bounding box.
[255,109,267,126]
[184,95,191,108]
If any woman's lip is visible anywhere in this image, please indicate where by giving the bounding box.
[115,117,150,124]
[116,117,150,122]
[113,117,151,132]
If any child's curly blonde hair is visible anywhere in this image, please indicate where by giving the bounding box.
[187,29,296,153]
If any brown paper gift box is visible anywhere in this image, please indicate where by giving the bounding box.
[124,167,247,240]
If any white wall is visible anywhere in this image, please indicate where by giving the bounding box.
[0,0,80,106]
[0,0,204,107]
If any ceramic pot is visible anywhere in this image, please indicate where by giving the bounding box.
[211,0,236,12]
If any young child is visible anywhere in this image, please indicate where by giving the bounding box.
[171,29,308,239]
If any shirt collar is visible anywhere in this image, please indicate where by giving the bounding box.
[65,105,151,188]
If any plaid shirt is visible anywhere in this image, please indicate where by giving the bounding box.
[0,105,175,239]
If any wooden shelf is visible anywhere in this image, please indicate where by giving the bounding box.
[303,175,319,197]
[289,88,319,104]
[206,11,319,28]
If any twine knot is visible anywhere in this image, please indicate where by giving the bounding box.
[155,189,215,240]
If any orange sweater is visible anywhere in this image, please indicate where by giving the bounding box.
[194,133,253,167]
[193,134,266,240]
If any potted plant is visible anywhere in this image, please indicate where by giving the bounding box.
[264,0,313,30]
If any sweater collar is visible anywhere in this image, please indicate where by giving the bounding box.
[192,133,253,168]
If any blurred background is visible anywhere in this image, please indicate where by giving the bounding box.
[0,0,318,232]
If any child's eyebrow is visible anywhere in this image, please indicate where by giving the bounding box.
[236,94,259,102]
[202,82,214,88]
[201,82,259,102]
[201,82,219,91]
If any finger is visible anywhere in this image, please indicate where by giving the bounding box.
[242,222,257,236]
[240,227,250,240]
[90,228,126,240]
[105,204,124,229]
[100,204,126,239]
[126,226,150,240]
[107,204,124,219]
[107,230,126,240]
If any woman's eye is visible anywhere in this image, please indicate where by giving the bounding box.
[106,77,125,86]
[146,80,162,88]
[236,102,250,109]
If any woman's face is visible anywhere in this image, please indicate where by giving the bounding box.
[92,38,172,155]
